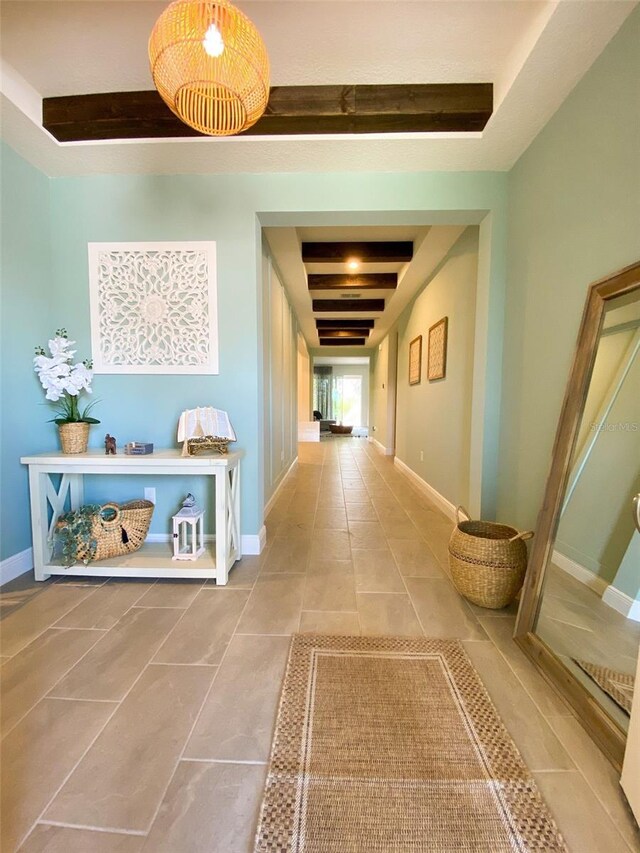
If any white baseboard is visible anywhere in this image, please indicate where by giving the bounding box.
[602,585,640,623]
[264,456,298,517]
[551,550,608,596]
[1,547,33,586]
[393,457,456,521]
[147,527,267,556]
[242,526,267,556]
[368,436,394,456]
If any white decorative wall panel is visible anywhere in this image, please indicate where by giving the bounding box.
[88,242,218,374]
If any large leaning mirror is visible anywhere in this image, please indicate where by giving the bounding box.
[515,261,640,772]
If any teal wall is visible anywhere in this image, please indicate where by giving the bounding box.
[1,163,507,561]
[499,7,640,531]
[0,144,52,560]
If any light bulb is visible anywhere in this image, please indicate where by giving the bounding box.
[203,22,224,57]
[347,259,360,272]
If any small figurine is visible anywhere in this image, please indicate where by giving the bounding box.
[182,493,196,508]
[104,434,117,455]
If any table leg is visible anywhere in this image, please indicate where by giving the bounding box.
[69,473,84,510]
[215,470,228,585]
[29,468,51,581]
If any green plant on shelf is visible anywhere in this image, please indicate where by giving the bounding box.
[55,504,101,566]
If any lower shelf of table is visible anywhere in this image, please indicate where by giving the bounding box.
[41,542,224,580]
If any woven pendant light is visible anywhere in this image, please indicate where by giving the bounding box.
[149,0,270,136]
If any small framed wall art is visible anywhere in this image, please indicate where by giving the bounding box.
[427,317,448,381]
[408,335,422,385]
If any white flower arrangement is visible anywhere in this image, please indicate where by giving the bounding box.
[34,329,100,424]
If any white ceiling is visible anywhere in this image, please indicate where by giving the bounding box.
[0,0,636,176]
[264,223,469,350]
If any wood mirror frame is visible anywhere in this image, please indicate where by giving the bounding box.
[514,259,640,771]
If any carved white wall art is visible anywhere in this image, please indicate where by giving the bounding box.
[88,242,218,374]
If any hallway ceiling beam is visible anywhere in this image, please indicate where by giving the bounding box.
[312,299,385,312]
[318,329,371,338]
[302,242,413,263]
[319,338,367,346]
[42,84,492,143]
[308,273,397,290]
[316,319,375,330]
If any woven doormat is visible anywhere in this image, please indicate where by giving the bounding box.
[573,659,635,715]
[255,634,567,852]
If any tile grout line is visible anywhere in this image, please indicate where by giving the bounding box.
[36,819,147,837]
[1,627,109,743]
[1,583,105,658]
[19,647,170,849]
[16,585,208,848]
[138,565,265,839]
[50,578,155,630]
[3,581,190,742]
[182,757,268,766]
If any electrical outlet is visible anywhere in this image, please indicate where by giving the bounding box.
[420,451,424,462]
[144,487,156,505]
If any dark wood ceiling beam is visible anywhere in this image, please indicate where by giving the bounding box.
[308,273,397,290]
[303,242,412,264]
[313,299,385,313]
[318,329,370,338]
[42,84,493,142]
[319,338,367,347]
[316,318,375,329]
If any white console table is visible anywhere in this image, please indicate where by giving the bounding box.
[20,449,242,585]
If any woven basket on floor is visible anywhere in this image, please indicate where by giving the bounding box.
[78,500,154,563]
[448,506,533,609]
[58,422,90,454]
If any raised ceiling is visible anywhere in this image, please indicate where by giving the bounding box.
[263,223,470,350]
[0,1,636,176]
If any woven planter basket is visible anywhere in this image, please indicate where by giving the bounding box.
[78,501,154,563]
[58,422,90,454]
[448,506,533,609]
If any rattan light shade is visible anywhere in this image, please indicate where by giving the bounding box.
[149,0,270,136]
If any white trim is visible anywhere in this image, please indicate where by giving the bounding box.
[1,547,33,586]
[551,550,608,596]
[242,526,267,556]
[0,59,48,131]
[393,457,457,521]
[148,527,267,555]
[264,456,298,517]
[368,436,394,456]
[602,585,640,623]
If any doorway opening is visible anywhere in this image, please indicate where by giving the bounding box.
[313,356,370,437]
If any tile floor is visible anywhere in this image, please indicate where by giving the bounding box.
[1,440,639,852]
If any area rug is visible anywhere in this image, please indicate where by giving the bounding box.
[255,634,567,852]
[572,659,635,715]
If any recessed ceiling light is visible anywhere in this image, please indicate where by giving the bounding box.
[346,258,360,272]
